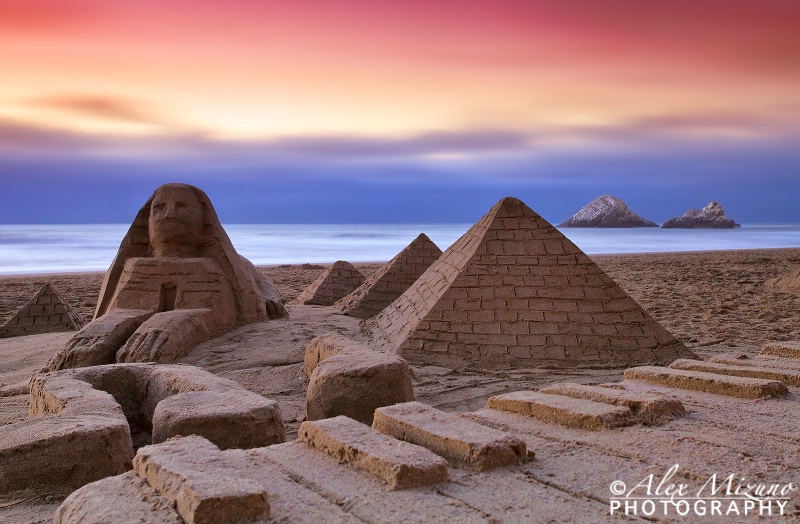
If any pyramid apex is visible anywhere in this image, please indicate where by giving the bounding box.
[496,196,525,207]
[331,260,355,269]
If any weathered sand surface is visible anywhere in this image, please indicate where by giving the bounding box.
[2,249,800,522]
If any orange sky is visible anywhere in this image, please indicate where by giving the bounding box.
[3,0,800,143]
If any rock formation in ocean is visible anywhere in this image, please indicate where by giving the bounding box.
[661,201,740,229]
[558,195,657,228]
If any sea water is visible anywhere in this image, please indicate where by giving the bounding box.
[1,223,800,275]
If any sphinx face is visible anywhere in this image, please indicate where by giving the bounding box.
[148,185,205,257]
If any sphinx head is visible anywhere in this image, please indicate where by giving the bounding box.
[148,184,205,257]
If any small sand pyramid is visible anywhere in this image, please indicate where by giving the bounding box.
[367,197,695,370]
[0,284,85,338]
[293,261,366,306]
[336,233,443,318]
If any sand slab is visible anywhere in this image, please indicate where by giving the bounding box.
[670,358,800,386]
[761,340,800,359]
[373,401,527,470]
[488,389,635,430]
[539,382,685,424]
[623,365,788,399]
[710,352,800,371]
[133,436,269,524]
[297,416,448,489]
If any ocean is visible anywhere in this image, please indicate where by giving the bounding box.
[1,223,800,275]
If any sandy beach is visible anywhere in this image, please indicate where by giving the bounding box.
[2,248,800,521]
[4,248,800,354]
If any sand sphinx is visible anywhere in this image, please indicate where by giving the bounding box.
[48,183,286,370]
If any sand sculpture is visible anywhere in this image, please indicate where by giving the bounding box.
[292,260,365,305]
[0,363,284,495]
[336,233,443,318]
[53,352,798,522]
[0,283,84,338]
[304,333,414,424]
[48,183,285,370]
[367,197,696,370]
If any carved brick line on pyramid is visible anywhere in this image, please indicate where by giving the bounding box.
[0,283,85,338]
[336,233,443,318]
[366,197,695,370]
[292,260,366,306]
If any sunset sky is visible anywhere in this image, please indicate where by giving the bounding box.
[2,0,799,224]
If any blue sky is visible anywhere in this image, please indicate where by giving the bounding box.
[2,1,799,225]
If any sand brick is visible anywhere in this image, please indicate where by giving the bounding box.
[539,382,685,425]
[669,359,800,387]
[55,472,182,524]
[373,402,526,471]
[487,390,635,430]
[710,353,800,371]
[152,391,285,449]
[298,416,449,489]
[761,341,800,359]
[133,436,269,524]
[624,366,788,399]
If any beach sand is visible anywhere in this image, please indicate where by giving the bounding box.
[1,248,800,521]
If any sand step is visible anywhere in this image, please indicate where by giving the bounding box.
[297,415,449,489]
[710,353,800,372]
[373,401,528,471]
[670,359,800,387]
[761,341,800,359]
[539,382,685,425]
[487,390,635,430]
[133,435,270,524]
[624,366,788,399]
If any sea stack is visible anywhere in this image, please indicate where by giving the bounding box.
[662,201,740,229]
[559,195,657,228]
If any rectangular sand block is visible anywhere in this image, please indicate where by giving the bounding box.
[297,416,449,489]
[488,390,635,430]
[710,353,800,372]
[372,402,527,471]
[132,435,269,524]
[624,366,788,399]
[539,382,685,424]
[761,341,800,359]
[670,359,800,387]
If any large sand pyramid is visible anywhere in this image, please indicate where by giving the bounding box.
[367,197,695,370]
[336,233,443,318]
[0,283,84,338]
[293,260,366,305]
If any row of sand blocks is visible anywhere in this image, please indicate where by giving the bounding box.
[304,333,414,424]
[56,402,532,523]
[623,361,791,398]
[0,363,285,495]
[481,354,798,431]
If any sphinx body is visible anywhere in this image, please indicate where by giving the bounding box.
[48,184,286,370]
